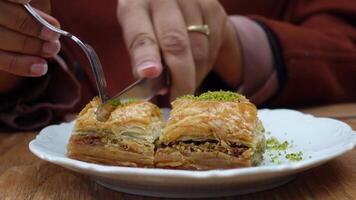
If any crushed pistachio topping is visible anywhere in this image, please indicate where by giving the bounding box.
[266,137,289,151]
[123,98,141,104]
[180,90,245,102]
[265,136,304,164]
[108,98,141,107]
[108,99,122,107]
[268,153,282,164]
[286,152,303,161]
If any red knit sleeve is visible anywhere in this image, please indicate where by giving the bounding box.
[252,0,356,106]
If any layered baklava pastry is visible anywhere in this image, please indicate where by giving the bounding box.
[67,97,163,167]
[155,91,266,170]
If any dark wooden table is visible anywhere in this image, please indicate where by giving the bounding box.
[1,103,355,200]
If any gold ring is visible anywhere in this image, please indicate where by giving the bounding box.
[187,24,210,36]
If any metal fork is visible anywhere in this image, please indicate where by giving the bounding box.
[24,3,109,103]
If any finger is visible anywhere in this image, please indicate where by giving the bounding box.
[118,0,162,79]
[0,50,47,77]
[199,0,225,64]
[178,0,209,86]
[7,0,30,4]
[34,8,61,40]
[199,0,241,86]
[0,1,59,41]
[0,26,60,58]
[151,0,196,99]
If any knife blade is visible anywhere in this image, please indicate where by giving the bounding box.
[95,69,170,121]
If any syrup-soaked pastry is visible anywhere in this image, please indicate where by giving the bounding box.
[67,97,163,167]
[155,91,266,170]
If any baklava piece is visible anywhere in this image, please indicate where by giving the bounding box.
[155,91,266,170]
[67,97,163,167]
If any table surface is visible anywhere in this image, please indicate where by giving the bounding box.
[0,103,355,200]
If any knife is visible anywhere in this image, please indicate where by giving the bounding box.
[95,68,170,121]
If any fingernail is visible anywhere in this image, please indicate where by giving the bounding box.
[42,40,61,57]
[136,61,162,78]
[30,63,48,76]
[40,27,60,41]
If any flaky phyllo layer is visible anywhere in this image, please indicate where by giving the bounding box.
[155,92,266,169]
[67,97,164,167]
[67,91,266,169]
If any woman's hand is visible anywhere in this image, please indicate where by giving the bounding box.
[117,0,243,100]
[0,0,60,77]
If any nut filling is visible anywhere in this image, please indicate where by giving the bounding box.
[160,141,250,157]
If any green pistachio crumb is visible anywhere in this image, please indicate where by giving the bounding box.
[265,136,304,164]
[270,154,281,164]
[266,137,289,151]
[123,98,141,104]
[180,90,245,102]
[109,99,122,107]
[108,98,141,107]
[285,152,303,161]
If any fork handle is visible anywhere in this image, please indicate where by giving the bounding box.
[70,35,109,102]
[85,44,110,102]
[24,3,110,103]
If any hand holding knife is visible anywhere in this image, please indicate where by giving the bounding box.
[95,68,170,121]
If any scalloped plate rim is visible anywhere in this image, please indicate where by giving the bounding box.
[28,108,356,179]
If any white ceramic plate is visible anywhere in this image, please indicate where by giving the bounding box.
[29,109,356,198]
